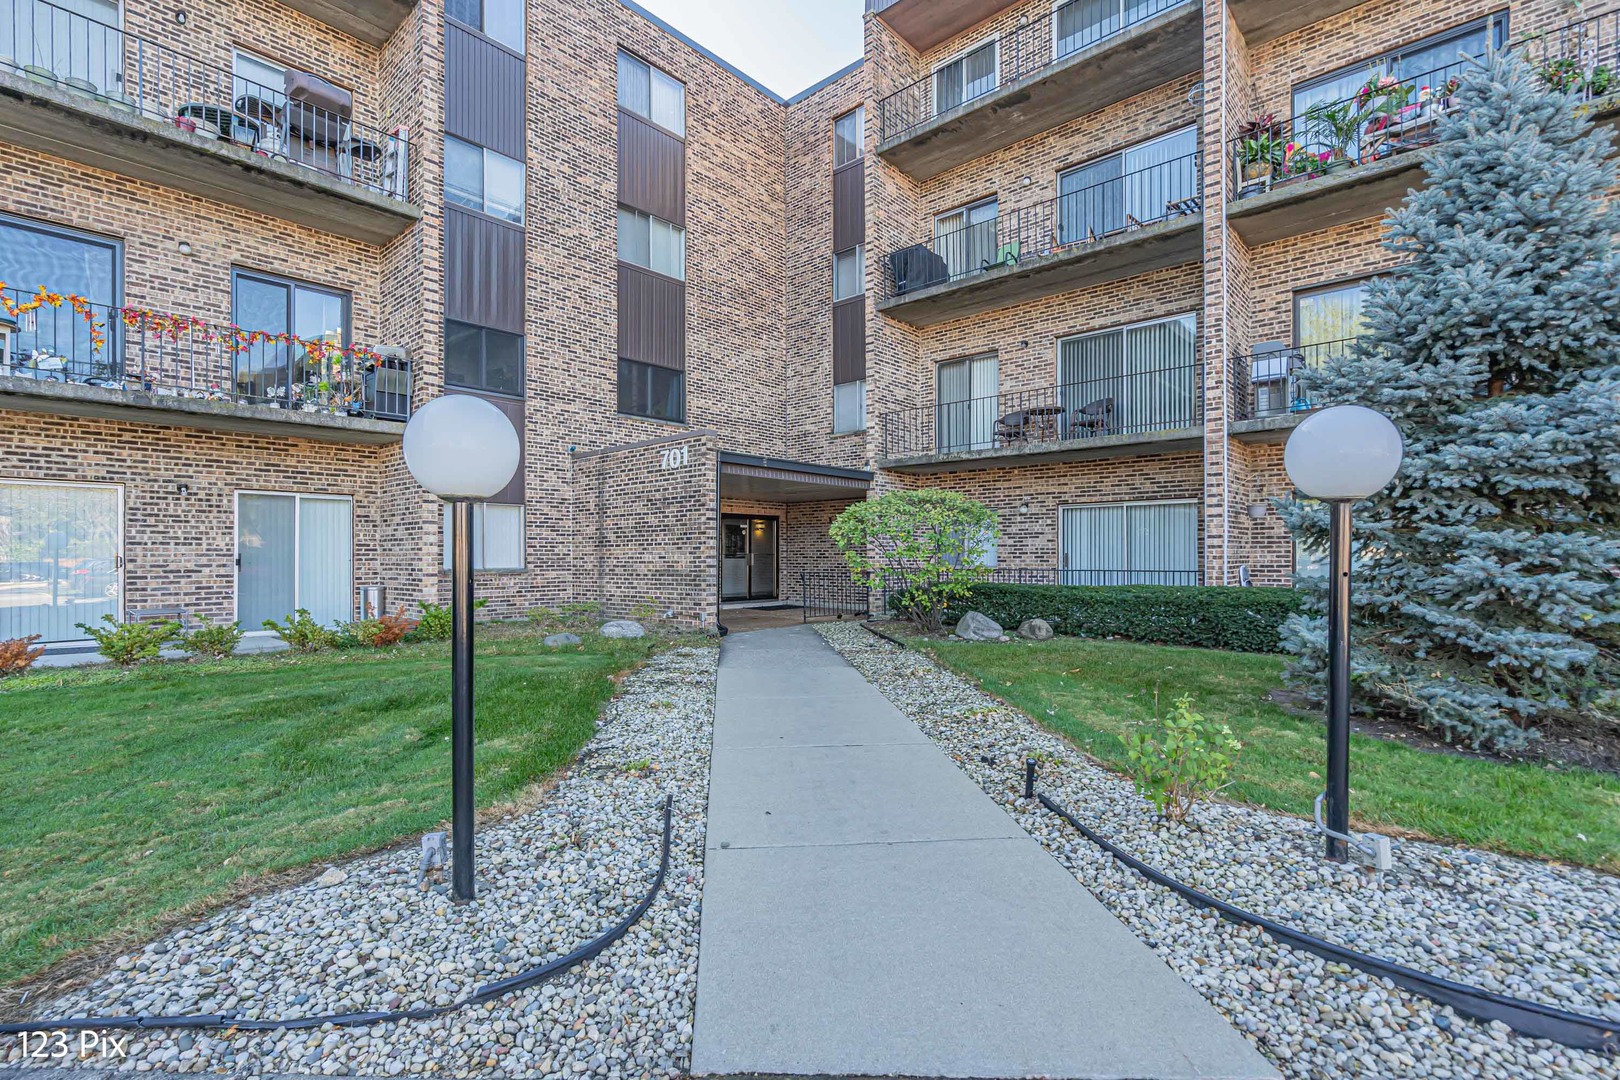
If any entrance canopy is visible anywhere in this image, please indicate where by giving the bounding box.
[718,452,871,503]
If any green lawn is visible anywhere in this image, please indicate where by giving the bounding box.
[914,636,1620,871]
[0,630,660,987]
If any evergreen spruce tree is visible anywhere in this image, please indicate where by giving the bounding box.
[1278,48,1620,749]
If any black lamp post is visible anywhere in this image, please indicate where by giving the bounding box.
[1283,404,1403,861]
[403,395,520,902]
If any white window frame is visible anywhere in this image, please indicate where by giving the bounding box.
[833,105,865,169]
[0,478,124,642]
[833,245,864,302]
[617,50,687,138]
[931,35,999,117]
[445,136,526,224]
[832,378,866,434]
[442,502,526,571]
[233,490,355,629]
[1058,497,1198,585]
[617,207,687,281]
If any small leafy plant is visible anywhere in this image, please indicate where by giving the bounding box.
[627,601,659,622]
[262,609,338,652]
[176,618,245,660]
[352,605,418,647]
[413,598,488,641]
[0,634,47,676]
[75,615,179,666]
[1123,695,1243,824]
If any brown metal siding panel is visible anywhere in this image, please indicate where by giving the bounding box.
[444,207,525,335]
[832,298,866,384]
[833,160,865,252]
[617,263,686,371]
[445,22,525,160]
[460,392,526,504]
[617,110,686,226]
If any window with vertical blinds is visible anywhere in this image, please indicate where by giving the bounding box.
[935,354,998,452]
[1057,313,1196,436]
[1060,501,1197,585]
[933,40,996,115]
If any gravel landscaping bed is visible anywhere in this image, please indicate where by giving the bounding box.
[817,622,1620,1080]
[2,642,718,1078]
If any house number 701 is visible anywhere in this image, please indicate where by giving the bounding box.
[660,445,690,470]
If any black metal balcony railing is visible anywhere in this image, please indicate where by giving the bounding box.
[0,0,409,199]
[0,286,412,421]
[876,0,1189,143]
[882,153,1201,301]
[1515,7,1620,99]
[1230,337,1358,422]
[1228,58,1474,198]
[880,362,1203,459]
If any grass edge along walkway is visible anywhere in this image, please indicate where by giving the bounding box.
[0,629,667,989]
[908,634,1620,872]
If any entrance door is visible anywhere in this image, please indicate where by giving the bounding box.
[0,480,122,644]
[236,493,353,628]
[720,516,778,601]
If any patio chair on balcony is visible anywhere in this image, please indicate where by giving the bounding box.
[995,410,1032,446]
[888,244,949,296]
[979,240,1020,272]
[1249,342,1305,417]
[1069,398,1115,438]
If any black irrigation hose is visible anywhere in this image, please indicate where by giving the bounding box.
[1037,790,1619,1054]
[0,795,675,1037]
[859,620,909,649]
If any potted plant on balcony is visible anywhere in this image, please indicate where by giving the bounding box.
[1303,100,1360,171]
[1275,143,1329,186]
[1236,112,1283,195]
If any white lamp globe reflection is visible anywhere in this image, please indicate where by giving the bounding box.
[403,394,520,499]
[1284,404,1404,501]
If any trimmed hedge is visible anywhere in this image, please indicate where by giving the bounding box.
[941,584,1303,654]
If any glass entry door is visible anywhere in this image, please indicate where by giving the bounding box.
[720,516,778,601]
[0,481,122,643]
[236,493,353,628]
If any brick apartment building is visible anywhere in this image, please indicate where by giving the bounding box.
[0,0,1609,643]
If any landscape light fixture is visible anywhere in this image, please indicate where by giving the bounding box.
[1283,404,1403,861]
[402,394,521,902]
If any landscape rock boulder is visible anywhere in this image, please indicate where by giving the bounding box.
[600,620,647,639]
[1018,618,1054,642]
[952,611,1004,642]
[544,633,582,647]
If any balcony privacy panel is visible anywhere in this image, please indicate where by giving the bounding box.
[832,297,865,383]
[617,262,685,370]
[833,160,865,251]
[445,206,525,335]
[618,110,686,226]
[446,21,526,160]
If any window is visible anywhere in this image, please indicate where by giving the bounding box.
[945,522,998,569]
[1,0,120,92]
[933,39,997,115]
[618,51,686,137]
[0,214,120,375]
[833,106,865,168]
[1061,500,1197,585]
[233,50,287,112]
[833,379,865,434]
[1295,280,1369,357]
[231,270,348,402]
[1053,0,1166,59]
[618,358,685,421]
[617,208,686,280]
[936,354,998,452]
[445,136,525,224]
[445,320,524,397]
[446,0,524,52]
[934,197,998,282]
[833,246,864,301]
[442,503,525,570]
[1057,126,1197,244]
[1058,313,1197,436]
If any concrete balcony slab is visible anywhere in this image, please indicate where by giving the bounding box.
[274,0,417,47]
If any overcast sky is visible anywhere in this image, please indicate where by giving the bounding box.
[630,0,865,99]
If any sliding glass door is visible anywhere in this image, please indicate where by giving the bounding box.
[935,198,998,283]
[933,40,997,115]
[236,493,352,629]
[1058,313,1196,436]
[936,354,998,453]
[0,480,122,643]
[1061,500,1197,585]
[1058,127,1195,244]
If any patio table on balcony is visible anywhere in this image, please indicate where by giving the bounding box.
[176,103,259,148]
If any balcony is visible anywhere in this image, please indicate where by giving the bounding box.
[866,0,1018,53]
[273,0,417,48]
[0,286,412,443]
[877,365,1203,471]
[876,0,1202,181]
[1228,0,1361,47]
[877,154,1202,326]
[1227,338,1354,442]
[0,1,419,245]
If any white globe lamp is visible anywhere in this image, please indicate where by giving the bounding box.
[401,394,521,903]
[1283,404,1403,863]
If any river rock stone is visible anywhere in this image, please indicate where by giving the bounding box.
[952,611,1003,641]
[1018,618,1054,641]
[544,633,582,647]
[600,620,646,639]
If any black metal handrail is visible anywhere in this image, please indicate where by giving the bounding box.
[880,362,1203,458]
[882,153,1200,300]
[798,569,870,622]
[1,0,410,199]
[1230,337,1358,422]
[0,286,412,420]
[1229,58,1475,198]
[876,0,1192,143]
[1515,7,1620,98]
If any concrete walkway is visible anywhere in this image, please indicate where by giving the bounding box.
[691,625,1279,1080]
